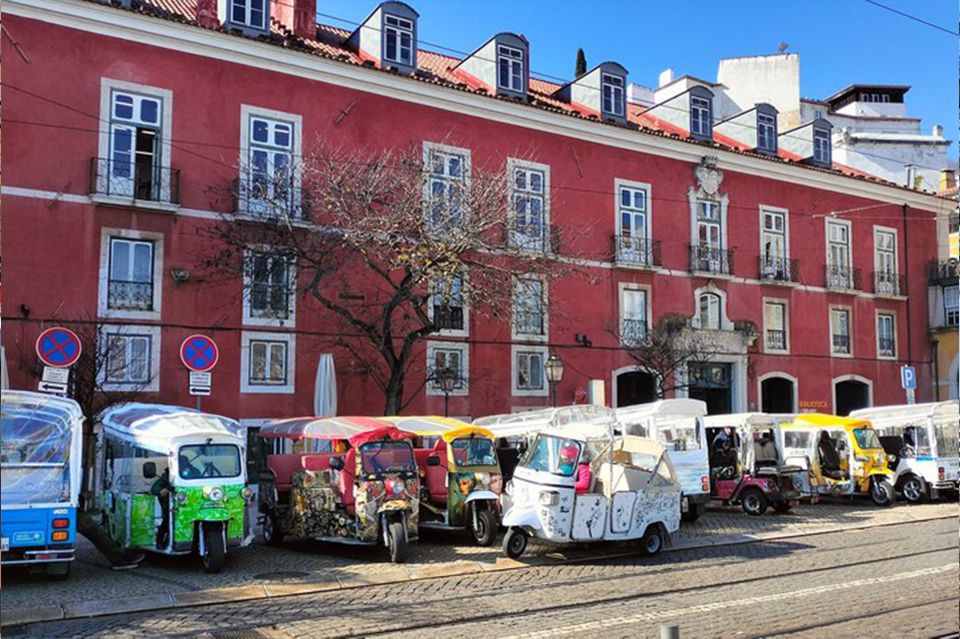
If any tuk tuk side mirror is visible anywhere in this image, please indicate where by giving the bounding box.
[427,455,441,467]
[329,456,344,471]
[142,462,157,479]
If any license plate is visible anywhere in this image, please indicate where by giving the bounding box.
[1,537,9,552]
[681,498,689,513]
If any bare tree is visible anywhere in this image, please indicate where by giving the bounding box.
[202,142,569,414]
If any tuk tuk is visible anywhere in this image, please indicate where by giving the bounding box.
[385,416,502,545]
[615,400,710,522]
[95,403,251,573]
[850,401,959,502]
[702,413,806,515]
[257,417,419,562]
[1,391,84,579]
[501,422,682,559]
[781,413,895,506]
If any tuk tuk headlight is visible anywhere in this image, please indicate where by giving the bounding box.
[175,491,187,503]
[386,478,405,495]
[476,472,491,485]
[208,487,225,501]
[539,491,559,506]
[242,486,253,499]
[885,455,895,464]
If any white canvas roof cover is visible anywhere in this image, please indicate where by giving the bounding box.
[616,399,707,422]
[2,390,84,436]
[539,422,614,443]
[381,416,472,435]
[851,400,959,428]
[258,416,390,440]
[703,413,778,430]
[99,403,243,452]
[475,405,614,436]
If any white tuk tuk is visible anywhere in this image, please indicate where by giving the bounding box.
[615,400,710,522]
[850,401,960,502]
[501,423,682,559]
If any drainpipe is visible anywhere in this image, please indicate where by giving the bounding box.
[902,204,913,366]
[932,339,940,401]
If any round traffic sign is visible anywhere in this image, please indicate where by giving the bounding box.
[180,334,219,373]
[35,327,82,368]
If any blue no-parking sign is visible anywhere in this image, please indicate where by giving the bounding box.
[179,334,219,373]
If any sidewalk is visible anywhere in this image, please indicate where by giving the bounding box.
[2,500,956,627]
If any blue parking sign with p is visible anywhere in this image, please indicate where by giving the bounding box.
[900,365,916,390]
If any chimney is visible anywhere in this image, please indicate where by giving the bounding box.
[940,169,957,193]
[195,0,219,29]
[933,124,944,137]
[658,68,675,87]
[271,0,316,39]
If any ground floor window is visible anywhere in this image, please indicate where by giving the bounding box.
[241,331,295,393]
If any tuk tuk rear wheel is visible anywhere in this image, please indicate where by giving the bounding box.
[387,520,408,563]
[503,527,527,559]
[46,561,71,581]
[870,478,895,507]
[472,508,498,546]
[202,525,226,574]
[263,511,284,547]
[900,475,927,504]
[741,488,768,516]
[641,525,664,556]
[681,501,704,523]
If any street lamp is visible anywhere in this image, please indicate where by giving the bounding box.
[544,353,565,408]
[437,366,457,417]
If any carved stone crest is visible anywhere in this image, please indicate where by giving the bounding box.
[694,157,723,196]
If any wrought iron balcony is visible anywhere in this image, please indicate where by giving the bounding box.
[107,280,154,311]
[232,176,303,219]
[504,219,559,253]
[825,263,861,292]
[873,271,906,297]
[758,256,797,283]
[689,244,734,275]
[765,329,787,351]
[877,337,896,357]
[619,318,649,346]
[90,157,180,204]
[928,258,959,285]
[614,236,661,268]
[832,334,851,355]
[433,305,464,331]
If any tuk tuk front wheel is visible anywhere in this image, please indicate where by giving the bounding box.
[386,520,408,563]
[472,508,498,546]
[900,475,927,504]
[870,478,895,507]
[202,525,226,574]
[503,527,527,559]
[740,488,768,516]
[263,511,284,547]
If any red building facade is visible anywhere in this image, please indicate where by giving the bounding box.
[2,0,946,422]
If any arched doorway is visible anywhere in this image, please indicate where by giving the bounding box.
[616,370,657,407]
[688,363,733,415]
[834,379,870,416]
[761,376,795,414]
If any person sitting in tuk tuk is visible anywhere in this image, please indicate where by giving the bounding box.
[150,467,172,548]
[179,453,202,479]
[574,450,593,495]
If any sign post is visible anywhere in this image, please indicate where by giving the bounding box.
[900,365,917,405]
[35,327,82,395]
[180,334,219,409]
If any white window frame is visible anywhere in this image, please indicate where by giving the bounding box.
[813,127,831,164]
[763,298,789,354]
[428,271,469,338]
[876,311,897,360]
[239,105,302,218]
[423,141,471,230]
[512,276,548,342]
[757,111,777,152]
[615,178,653,265]
[97,228,164,321]
[690,95,712,137]
[240,331,296,394]
[507,158,550,252]
[425,341,469,397]
[873,225,899,295]
[618,283,651,346]
[825,218,853,288]
[945,285,960,327]
[228,0,268,31]
[759,205,790,278]
[829,306,853,358]
[97,78,174,209]
[691,284,732,331]
[98,324,161,392]
[242,247,296,327]
[383,14,414,66]
[511,344,549,397]
[496,44,524,92]
[601,73,625,117]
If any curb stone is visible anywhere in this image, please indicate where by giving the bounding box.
[1,511,954,628]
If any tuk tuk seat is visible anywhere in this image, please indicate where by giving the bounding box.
[301,453,336,472]
[414,444,448,505]
[266,454,303,493]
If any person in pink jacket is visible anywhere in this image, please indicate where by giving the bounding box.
[574,450,593,494]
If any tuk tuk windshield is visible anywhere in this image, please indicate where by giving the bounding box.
[520,435,582,477]
[360,441,416,474]
[450,437,497,467]
[1,405,74,505]
[657,417,701,451]
[783,431,812,450]
[852,428,882,451]
[178,444,241,479]
[902,425,932,458]
[936,424,959,458]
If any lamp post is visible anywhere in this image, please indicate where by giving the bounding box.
[438,366,457,417]
[544,354,565,408]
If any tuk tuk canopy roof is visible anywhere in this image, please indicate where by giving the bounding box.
[1,390,84,464]
[615,399,707,422]
[2,390,84,435]
[259,416,390,440]
[474,405,615,437]
[787,413,870,430]
[380,415,474,436]
[98,403,243,452]
[539,422,614,443]
[850,401,959,428]
[349,425,415,448]
[703,413,778,430]
[440,426,495,443]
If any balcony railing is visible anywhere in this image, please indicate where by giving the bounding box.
[90,157,180,204]
[614,236,661,268]
[504,219,559,253]
[928,258,960,284]
[877,337,896,357]
[832,334,851,354]
[758,256,797,283]
[107,280,154,311]
[873,271,906,296]
[825,263,861,291]
[433,305,464,331]
[765,329,787,351]
[232,176,303,219]
[689,244,734,275]
[620,318,649,346]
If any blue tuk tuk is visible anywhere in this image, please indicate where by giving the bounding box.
[1,390,85,578]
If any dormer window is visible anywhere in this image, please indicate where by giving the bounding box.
[497,45,524,92]
[384,14,414,66]
[229,0,267,32]
[601,73,625,117]
[813,127,831,165]
[757,111,777,153]
[691,94,712,138]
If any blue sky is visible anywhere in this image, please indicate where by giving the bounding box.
[319,0,957,159]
